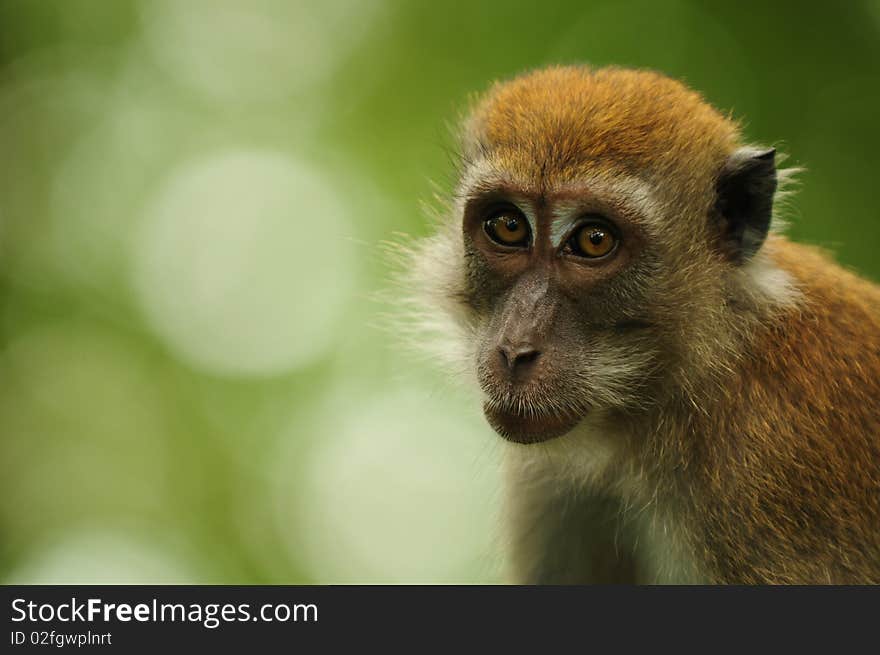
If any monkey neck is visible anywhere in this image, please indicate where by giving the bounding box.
[663,234,802,412]
[612,236,806,495]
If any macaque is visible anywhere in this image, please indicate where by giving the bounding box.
[404,66,880,583]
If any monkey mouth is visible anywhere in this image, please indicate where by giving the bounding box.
[482,402,583,444]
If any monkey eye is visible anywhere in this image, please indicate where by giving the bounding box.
[566,220,618,259]
[483,208,530,248]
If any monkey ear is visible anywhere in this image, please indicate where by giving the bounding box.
[713,146,777,263]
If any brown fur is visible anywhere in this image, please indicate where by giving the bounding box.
[462,66,739,197]
[407,64,880,583]
[673,241,880,583]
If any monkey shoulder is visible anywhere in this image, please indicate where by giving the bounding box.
[691,239,880,583]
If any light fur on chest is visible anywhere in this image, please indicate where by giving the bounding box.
[500,416,700,583]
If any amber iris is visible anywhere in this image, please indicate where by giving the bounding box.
[574,224,616,258]
[484,212,529,247]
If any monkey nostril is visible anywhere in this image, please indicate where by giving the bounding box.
[498,346,541,376]
[513,349,540,367]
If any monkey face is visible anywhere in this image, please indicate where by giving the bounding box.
[460,178,664,444]
[409,67,781,445]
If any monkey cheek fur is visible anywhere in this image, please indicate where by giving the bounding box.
[482,402,584,444]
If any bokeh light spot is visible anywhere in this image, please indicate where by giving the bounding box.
[6,530,196,584]
[132,150,356,377]
[277,386,500,583]
[139,0,382,104]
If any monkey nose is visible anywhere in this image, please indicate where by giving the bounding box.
[498,344,542,378]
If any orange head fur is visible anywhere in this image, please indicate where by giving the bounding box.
[462,66,740,197]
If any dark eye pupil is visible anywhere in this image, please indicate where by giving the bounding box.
[483,210,529,247]
[589,230,605,245]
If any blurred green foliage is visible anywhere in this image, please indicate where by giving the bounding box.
[0,0,877,583]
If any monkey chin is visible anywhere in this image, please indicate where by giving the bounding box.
[482,403,583,444]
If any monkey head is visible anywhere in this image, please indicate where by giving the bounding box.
[409,66,789,444]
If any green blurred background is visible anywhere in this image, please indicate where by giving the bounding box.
[0,0,877,584]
